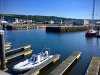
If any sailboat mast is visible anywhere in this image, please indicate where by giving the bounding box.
[92,0,95,24]
[2,0,4,21]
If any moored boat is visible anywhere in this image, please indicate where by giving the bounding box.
[85,26,97,36]
[85,0,97,37]
[13,47,53,72]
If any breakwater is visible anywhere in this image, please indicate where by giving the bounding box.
[6,24,37,30]
[46,25,98,32]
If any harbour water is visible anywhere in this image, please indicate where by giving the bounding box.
[4,28,100,75]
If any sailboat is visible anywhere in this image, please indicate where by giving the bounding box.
[85,0,97,37]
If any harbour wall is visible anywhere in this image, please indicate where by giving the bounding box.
[6,24,37,30]
[46,25,98,32]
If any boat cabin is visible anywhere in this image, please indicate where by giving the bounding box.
[30,51,49,63]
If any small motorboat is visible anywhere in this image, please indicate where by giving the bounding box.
[13,47,53,72]
[85,26,97,37]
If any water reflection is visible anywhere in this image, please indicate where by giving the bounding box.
[85,37,94,59]
[96,37,99,45]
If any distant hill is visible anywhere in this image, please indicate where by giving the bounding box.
[0,14,99,22]
[0,14,77,22]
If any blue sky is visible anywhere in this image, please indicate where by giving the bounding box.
[0,0,100,19]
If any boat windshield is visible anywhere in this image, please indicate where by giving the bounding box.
[31,55,37,62]
[34,57,37,62]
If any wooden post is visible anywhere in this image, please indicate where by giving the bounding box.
[0,30,7,71]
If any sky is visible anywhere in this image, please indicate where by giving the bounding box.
[0,0,100,19]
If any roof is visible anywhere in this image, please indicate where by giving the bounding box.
[0,20,8,24]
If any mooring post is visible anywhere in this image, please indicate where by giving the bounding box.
[97,25,99,35]
[0,30,7,71]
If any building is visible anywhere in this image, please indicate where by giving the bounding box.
[15,18,18,22]
[73,19,89,25]
[49,20,54,24]
[44,20,54,24]
[84,20,89,25]
[27,20,32,24]
[19,19,22,22]
[54,19,62,24]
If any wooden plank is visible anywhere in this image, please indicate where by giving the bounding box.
[6,49,32,60]
[49,51,81,75]
[5,44,31,53]
[85,57,100,75]
[0,70,11,75]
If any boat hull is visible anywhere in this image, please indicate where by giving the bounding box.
[85,33,97,37]
[13,55,53,72]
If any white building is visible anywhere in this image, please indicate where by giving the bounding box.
[49,20,54,24]
[27,20,32,23]
[15,18,18,22]
[73,19,89,25]
[84,19,89,25]
[54,19,62,24]
[19,19,22,22]
[64,21,73,25]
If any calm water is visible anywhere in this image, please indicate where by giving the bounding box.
[4,28,100,75]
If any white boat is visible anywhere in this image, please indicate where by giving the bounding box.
[85,26,97,36]
[13,47,53,72]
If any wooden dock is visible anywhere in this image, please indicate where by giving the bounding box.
[5,44,31,53]
[85,57,100,75]
[6,49,32,60]
[0,44,32,65]
[5,44,32,60]
[5,43,11,47]
[23,54,60,75]
[95,32,100,37]
[0,70,11,75]
[49,51,81,75]
[5,43,12,51]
